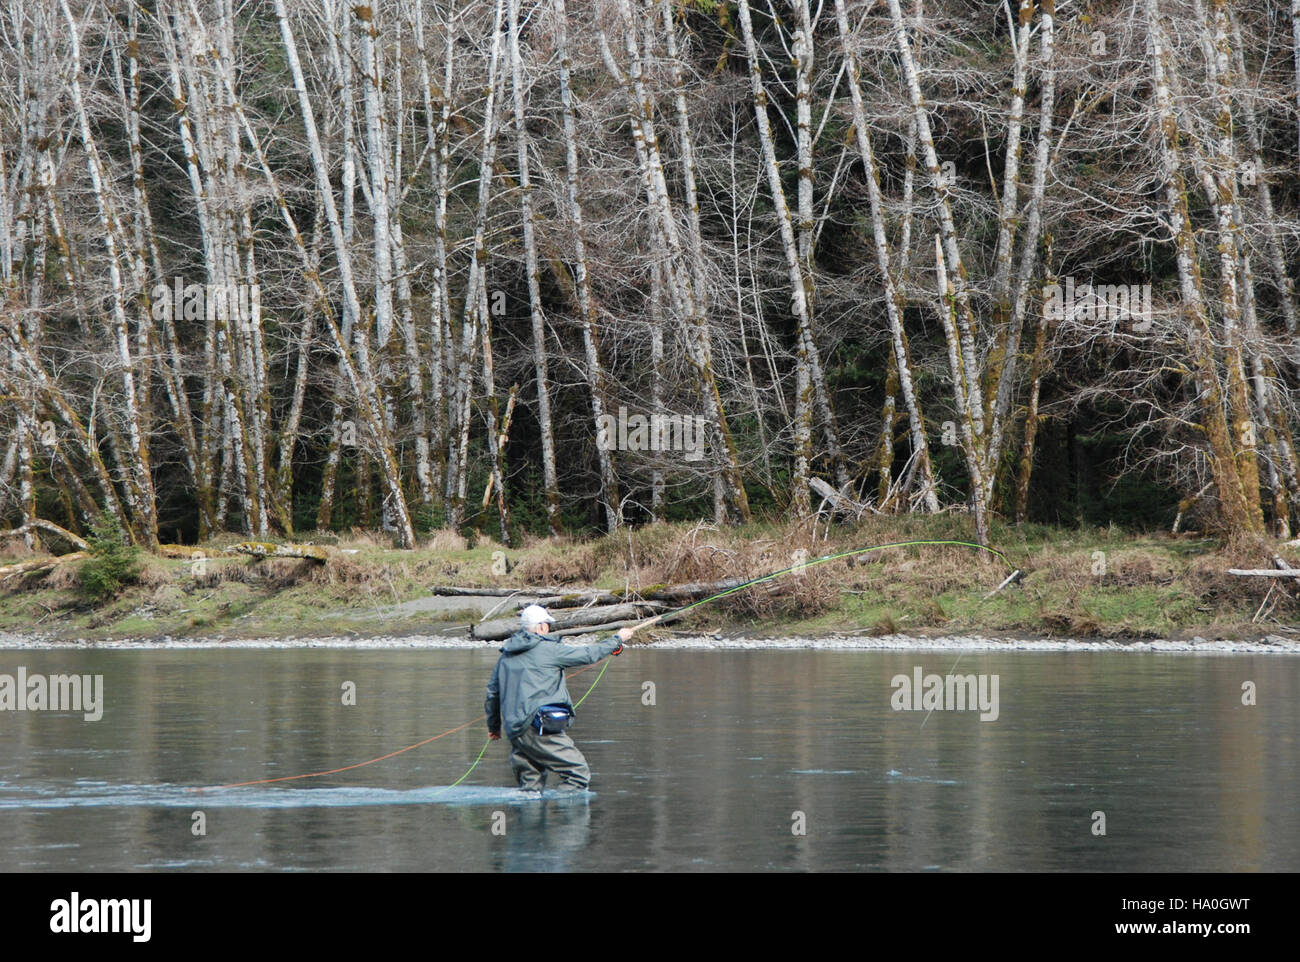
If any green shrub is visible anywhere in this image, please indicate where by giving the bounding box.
[79,513,143,603]
[411,502,445,534]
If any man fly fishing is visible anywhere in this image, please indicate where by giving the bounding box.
[485,604,639,795]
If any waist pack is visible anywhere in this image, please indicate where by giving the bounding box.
[532,704,574,735]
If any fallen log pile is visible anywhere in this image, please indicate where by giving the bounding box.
[469,601,674,641]
[446,575,766,640]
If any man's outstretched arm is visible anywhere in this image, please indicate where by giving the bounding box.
[549,626,636,668]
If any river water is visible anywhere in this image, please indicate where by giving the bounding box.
[0,647,1295,871]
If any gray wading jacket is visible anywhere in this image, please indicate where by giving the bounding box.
[485,629,621,741]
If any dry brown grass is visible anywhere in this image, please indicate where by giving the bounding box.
[730,565,841,620]
[258,559,320,588]
[410,556,466,581]
[0,540,33,561]
[1039,608,1104,637]
[512,549,601,585]
[1108,552,1177,587]
[332,528,410,551]
[519,530,575,550]
[422,528,468,552]
[1024,547,1176,589]
[1182,548,1291,610]
[851,545,996,600]
[305,555,373,587]
[620,522,841,619]
[135,560,173,590]
[41,560,82,591]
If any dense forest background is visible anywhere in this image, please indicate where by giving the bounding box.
[1,0,1297,557]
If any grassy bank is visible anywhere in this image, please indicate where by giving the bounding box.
[0,518,1295,642]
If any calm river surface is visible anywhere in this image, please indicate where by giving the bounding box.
[1,648,1296,871]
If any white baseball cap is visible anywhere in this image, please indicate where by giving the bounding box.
[520,604,553,632]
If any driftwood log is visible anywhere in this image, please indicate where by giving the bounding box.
[225,542,329,562]
[0,551,88,582]
[550,612,682,638]
[527,590,627,609]
[431,585,568,597]
[641,578,751,601]
[470,601,670,640]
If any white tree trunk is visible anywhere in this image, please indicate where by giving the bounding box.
[508,0,562,536]
[834,0,939,512]
[557,0,621,531]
